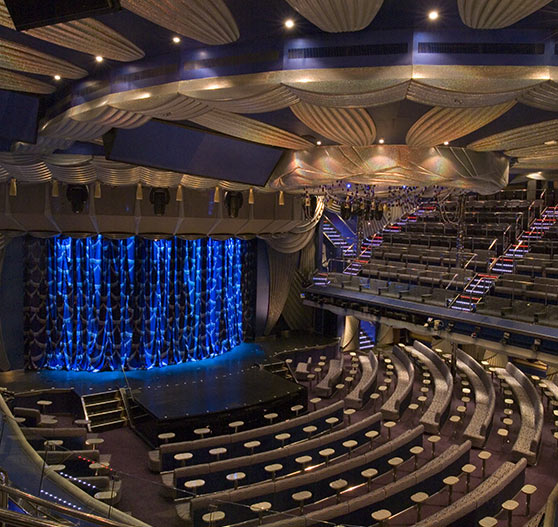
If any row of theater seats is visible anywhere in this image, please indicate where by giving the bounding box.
[147,341,554,527]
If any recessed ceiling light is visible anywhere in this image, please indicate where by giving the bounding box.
[443,141,449,145]
[378,138,385,144]
[285,18,295,29]
[95,55,103,63]
[316,140,322,146]
[172,36,181,44]
[544,140,557,145]
[526,172,545,180]
[428,10,439,20]
[54,75,61,81]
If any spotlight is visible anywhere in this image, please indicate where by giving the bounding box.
[544,140,557,146]
[443,141,449,145]
[428,10,439,20]
[54,74,61,81]
[284,18,295,29]
[225,191,244,218]
[149,187,170,216]
[172,36,181,44]
[316,140,322,146]
[378,138,385,144]
[66,184,89,214]
[95,55,103,63]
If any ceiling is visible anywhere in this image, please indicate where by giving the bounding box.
[1,0,558,199]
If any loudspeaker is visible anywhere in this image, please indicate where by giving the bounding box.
[5,0,121,31]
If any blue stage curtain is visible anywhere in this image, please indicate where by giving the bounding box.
[24,236,246,371]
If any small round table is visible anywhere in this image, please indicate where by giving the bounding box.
[275,433,291,448]
[370,393,381,409]
[264,413,278,425]
[329,479,347,502]
[344,408,356,424]
[291,404,304,416]
[292,490,312,513]
[244,440,260,455]
[443,475,459,504]
[209,447,227,461]
[365,430,379,448]
[462,463,476,492]
[502,499,519,527]
[388,456,403,481]
[37,400,52,414]
[309,397,321,410]
[202,511,225,527]
[411,492,429,522]
[303,425,317,439]
[521,484,537,515]
[194,427,211,439]
[343,439,358,457]
[383,421,396,440]
[94,490,118,505]
[295,455,312,472]
[174,452,193,467]
[264,463,282,481]
[478,516,498,527]
[74,419,90,428]
[184,479,205,497]
[319,448,335,466]
[158,432,176,444]
[228,421,244,434]
[427,435,441,458]
[361,468,378,490]
[371,509,391,527]
[410,445,424,470]
[503,417,513,430]
[226,471,246,490]
[48,464,66,473]
[497,428,509,448]
[85,438,104,450]
[44,439,63,450]
[325,417,339,430]
[478,451,491,479]
[250,502,271,525]
[89,462,108,476]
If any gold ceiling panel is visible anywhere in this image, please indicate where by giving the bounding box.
[121,0,239,45]
[0,67,54,94]
[457,0,553,29]
[505,144,558,158]
[0,2,144,62]
[468,119,558,151]
[69,106,151,129]
[406,101,515,147]
[189,109,313,150]
[201,86,299,114]
[291,101,376,146]
[113,94,211,121]
[284,0,384,32]
[519,81,558,111]
[0,38,87,79]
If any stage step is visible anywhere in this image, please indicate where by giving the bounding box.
[82,390,128,431]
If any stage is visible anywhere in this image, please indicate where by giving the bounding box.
[0,334,338,446]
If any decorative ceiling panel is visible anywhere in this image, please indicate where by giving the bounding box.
[0,67,54,94]
[505,144,558,158]
[291,102,376,146]
[121,0,239,45]
[13,138,74,154]
[284,81,409,108]
[270,145,508,195]
[0,3,144,62]
[0,38,87,79]
[519,81,558,111]
[468,119,558,151]
[406,101,515,147]
[69,106,151,129]
[188,109,313,150]
[457,0,553,29]
[285,0,384,32]
[40,116,112,142]
[200,86,299,114]
[112,94,211,121]
[407,80,527,108]
[514,158,558,170]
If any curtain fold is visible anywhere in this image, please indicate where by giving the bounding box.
[24,235,248,371]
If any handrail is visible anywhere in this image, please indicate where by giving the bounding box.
[487,237,498,251]
[463,253,477,270]
[445,272,461,291]
[0,485,135,527]
[0,507,68,527]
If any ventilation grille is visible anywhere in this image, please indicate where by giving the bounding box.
[418,42,545,55]
[184,50,280,71]
[288,43,408,59]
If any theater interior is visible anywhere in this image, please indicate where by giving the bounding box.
[0,1,557,527]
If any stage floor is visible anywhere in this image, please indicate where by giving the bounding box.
[0,334,337,421]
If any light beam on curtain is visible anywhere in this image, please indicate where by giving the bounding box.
[25,235,245,371]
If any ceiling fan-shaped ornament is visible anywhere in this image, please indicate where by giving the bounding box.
[121,0,239,45]
[0,2,144,62]
[285,0,384,32]
[291,102,376,146]
[457,0,553,29]
[519,81,558,112]
[406,101,515,147]
[0,67,54,94]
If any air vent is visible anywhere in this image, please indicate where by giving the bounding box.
[418,42,544,55]
[183,50,280,71]
[288,43,408,59]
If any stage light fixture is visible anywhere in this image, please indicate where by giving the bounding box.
[95,55,104,63]
[225,191,244,218]
[172,36,181,44]
[54,74,61,81]
[284,18,295,29]
[66,184,89,214]
[428,10,439,20]
[149,187,170,216]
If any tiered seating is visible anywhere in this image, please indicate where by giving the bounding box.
[497,363,544,465]
[413,458,527,527]
[380,345,415,420]
[185,426,424,523]
[315,358,344,397]
[409,341,453,434]
[456,350,495,448]
[23,426,87,450]
[149,401,345,472]
[492,274,558,304]
[162,412,382,498]
[345,352,378,409]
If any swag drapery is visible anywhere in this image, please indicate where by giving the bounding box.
[24,235,251,371]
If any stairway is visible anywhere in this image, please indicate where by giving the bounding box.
[264,361,294,381]
[344,240,372,275]
[322,218,356,258]
[81,390,127,431]
[312,272,330,286]
[450,274,498,312]
[358,329,375,352]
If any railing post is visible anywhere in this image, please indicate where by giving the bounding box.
[0,470,8,527]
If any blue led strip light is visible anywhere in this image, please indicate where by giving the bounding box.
[28,236,246,371]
